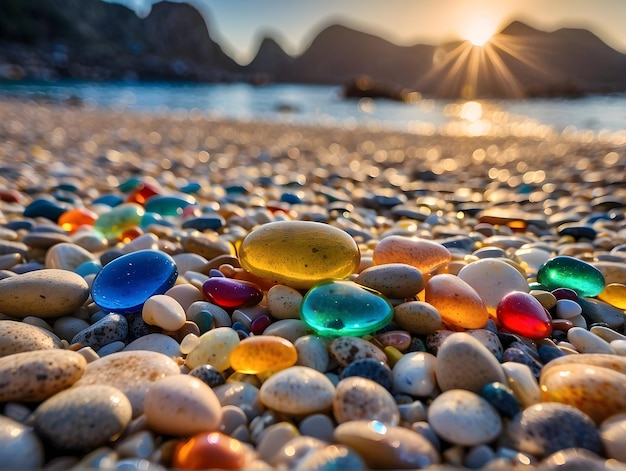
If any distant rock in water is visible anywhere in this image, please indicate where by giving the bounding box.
[0,0,241,82]
[342,76,419,103]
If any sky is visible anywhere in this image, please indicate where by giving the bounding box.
[109,0,626,65]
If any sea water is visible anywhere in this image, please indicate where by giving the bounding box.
[1,80,624,142]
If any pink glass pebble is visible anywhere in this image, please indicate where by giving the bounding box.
[202,277,263,309]
[496,291,553,339]
[551,287,578,301]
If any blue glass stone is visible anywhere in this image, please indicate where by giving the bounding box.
[180,182,202,194]
[92,194,125,207]
[144,194,196,216]
[481,381,521,418]
[280,192,304,204]
[300,280,394,337]
[91,249,178,314]
[23,199,69,222]
[537,255,605,297]
[181,215,225,231]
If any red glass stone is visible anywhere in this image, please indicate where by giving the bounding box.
[202,277,263,309]
[172,432,247,470]
[126,182,162,205]
[58,207,99,233]
[496,291,553,339]
[0,189,22,203]
[551,318,574,331]
[120,226,143,242]
[551,287,578,301]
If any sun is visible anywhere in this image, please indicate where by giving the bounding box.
[461,16,498,47]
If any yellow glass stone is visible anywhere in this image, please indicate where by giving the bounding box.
[383,346,404,367]
[597,283,626,309]
[239,221,361,290]
[229,335,298,374]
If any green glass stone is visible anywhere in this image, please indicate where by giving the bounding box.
[93,203,145,239]
[300,280,393,337]
[144,194,196,216]
[118,177,142,193]
[536,255,605,297]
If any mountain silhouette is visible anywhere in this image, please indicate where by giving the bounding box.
[1,1,624,98]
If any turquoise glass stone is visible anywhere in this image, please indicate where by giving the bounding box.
[75,260,103,277]
[93,203,145,239]
[536,255,605,297]
[144,194,196,216]
[118,177,143,193]
[91,249,178,314]
[300,280,393,337]
[140,211,174,229]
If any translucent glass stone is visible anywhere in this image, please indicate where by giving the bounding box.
[229,335,298,374]
[93,203,145,239]
[201,277,263,309]
[144,194,196,217]
[58,207,98,233]
[300,280,393,337]
[537,255,605,297]
[91,249,178,314]
[496,291,553,339]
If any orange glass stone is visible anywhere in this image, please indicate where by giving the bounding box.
[58,207,98,233]
[172,432,248,470]
[229,335,298,374]
[121,226,143,243]
[126,182,162,205]
[598,283,626,309]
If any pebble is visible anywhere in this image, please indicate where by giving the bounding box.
[71,312,129,350]
[372,235,451,274]
[0,268,89,318]
[300,280,394,337]
[90,249,178,314]
[44,241,95,271]
[328,336,387,367]
[355,263,424,299]
[72,350,181,417]
[428,389,502,446]
[124,333,181,358]
[141,294,186,331]
[0,414,45,470]
[435,332,506,393]
[172,432,253,470]
[392,351,438,397]
[507,402,602,458]
[334,420,441,469]
[184,326,240,371]
[340,357,392,391]
[229,335,298,374]
[143,374,223,436]
[393,301,443,335]
[600,413,626,462]
[567,326,614,353]
[333,376,399,424]
[266,284,303,319]
[0,320,63,356]
[501,361,541,408]
[0,349,86,402]
[497,291,553,339]
[201,277,263,309]
[537,255,605,297]
[33,384,132,452]
[425,274,489,329]
[213,382,264,420]
[239,220,361,289]
[294,334,330,372]
[259,366,335,415]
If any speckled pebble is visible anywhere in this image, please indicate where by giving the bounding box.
[393,301,443,336]
[507,402,602,458]
[144,374,223,436]
[392,351,437,397]
[428,389,502,446]
[333,376,399,425]
[355,263,424,299]
[0,269,89,318]
[259,366,335,415]
[0,349,86,402]
[340,357,392,391]
[0,320,63,357]
[71,312,129,350]
[72,350,181,417]
[188,364,225,388]
[0,414,45,470]
[212,381,264,420]
[33,384,132,452]
[329,336,387,367]
[266,284,303,320]
[294,334,330,372]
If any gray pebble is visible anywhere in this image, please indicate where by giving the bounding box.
[71,312,128,350]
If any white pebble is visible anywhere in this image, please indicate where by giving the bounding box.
[567,327,614,354]
[142,295,186,331]
[555,299,582,319]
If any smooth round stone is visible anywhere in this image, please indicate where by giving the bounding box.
[340,357,392,391]
[600,413,626,462]
[71,312,128,350]
[300,280,393,337]
[0,269,89,318]
[256,422,301,463]
[393,301,443,335]
[0,349,86,402]
[213,381,264,420]
[165,284,204,311]
[201,277,263,309]
[0,320,63,357]
[458,258,529,314]
[144,374,222,436]
[496,291,553,339]
[172,432,253,470]
[93,203,145,239]
[372,235,451,274]
[142,294,186,331]
[567,326,614,354]
[239,220,360,290]
[296,444,368,470]
[124,333,181,358]
[72,350,181,417]
[91,249,178,314]
[598,283,626,309]
[184,327,240,371]
[182,215,225,232]
[355,263,424,299]
[294,334,330,372]
[45,242,96,271]
[23,198,69,222]
[144,194,196,216]
[172,252,209,277]
[121,232,159,254]
[329,336,387,367]
[435,332,506,393]
[334,420,441,469]
[428,389,502,446]
[593,260,626,285]
[266,284,303,320]
[334,376,399,425]
[507,402,602,458]
[34,384,132,452]
[392,351,437,397]
[188,364,225,388]
[539,448,608,471]
[577,297,625,331]
[425,274,489,329]
[0,415,45,470]
[480,381,521,418]
[262,318,311,343]
[187,301,230,329]
[537,255,605,297]
[502,361,541,408]
[540,355,626,423]
[230,335,297,374]
[554,298,582,319]
[378,329,420,351]
[259,366,335,415]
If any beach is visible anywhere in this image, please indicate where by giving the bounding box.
[1,96,626,470]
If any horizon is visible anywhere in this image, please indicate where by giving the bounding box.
[105,0,626,65]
